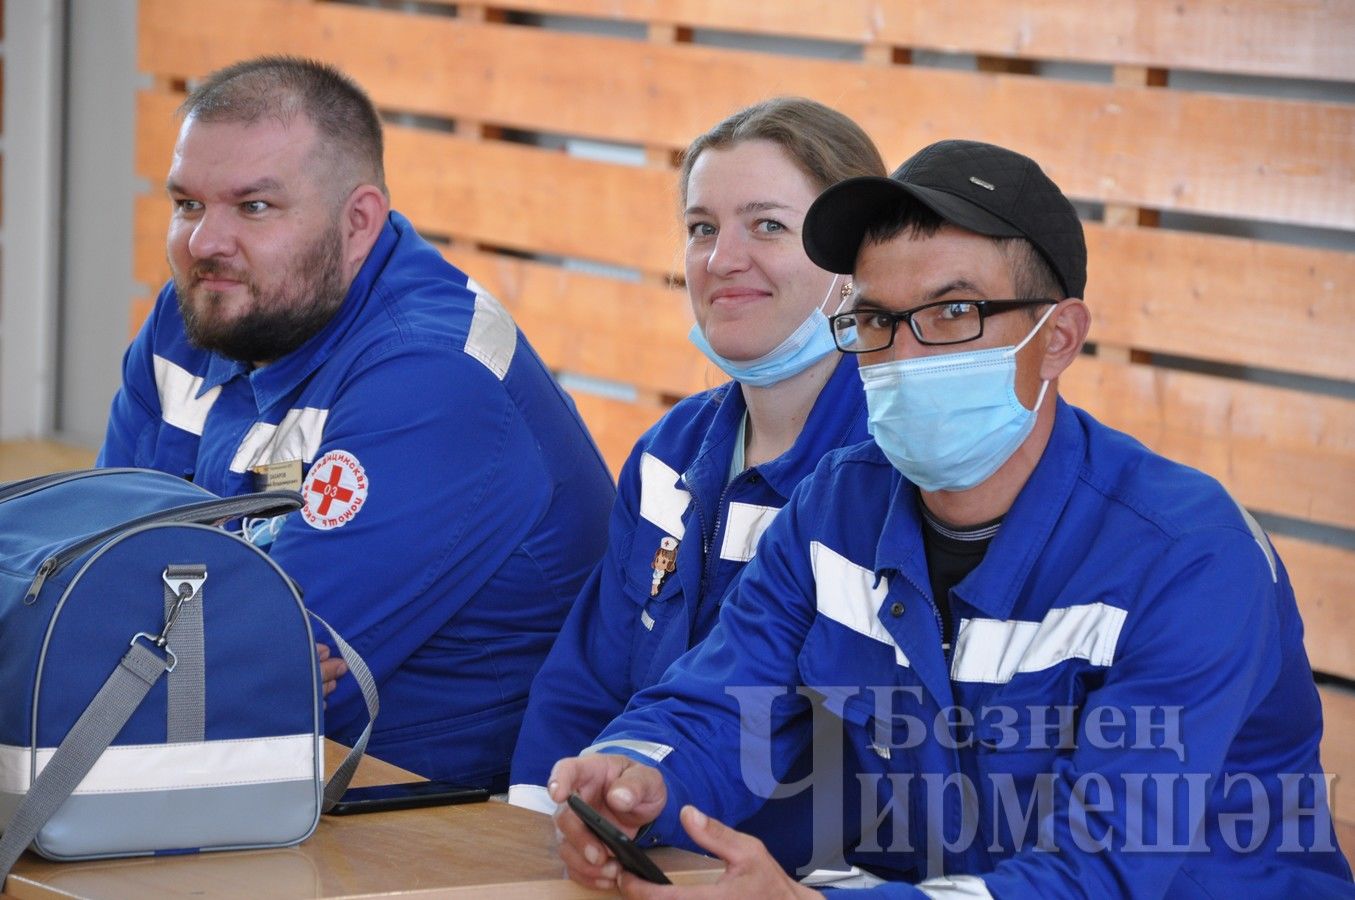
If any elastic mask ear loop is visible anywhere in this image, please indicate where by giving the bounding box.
[818,274,843,317]
[1012,302,1060,353]
[1030,379,1052,414]
[1014,302,1059,413]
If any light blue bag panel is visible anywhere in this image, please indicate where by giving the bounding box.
[34,779,320,861]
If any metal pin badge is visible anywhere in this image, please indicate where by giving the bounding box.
[649,536,679,596]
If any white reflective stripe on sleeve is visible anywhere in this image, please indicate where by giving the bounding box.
[809,541,907,668]
[718,502,780,562]
[950,602,1128,685]
[1232,496,1278,583]
[507,783,558,814]
[153,355,221,436]
[582,739,674,764]
[799,867,888,889]
[228,406,329,473]
[464,281,517,380]
[638,453,690,539]
[916,874,995,899]
[0,733,315,795]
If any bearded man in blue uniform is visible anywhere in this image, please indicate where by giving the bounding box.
[98,56,615,790]
[548,140,1352,897]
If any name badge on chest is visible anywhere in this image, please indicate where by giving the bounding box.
[252,459,304,492]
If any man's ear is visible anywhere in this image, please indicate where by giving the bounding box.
[1039,298,1091,381]
[340,184,390,281]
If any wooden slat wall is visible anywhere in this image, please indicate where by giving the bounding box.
[474,0,1355,82]
[136,0,1355,839]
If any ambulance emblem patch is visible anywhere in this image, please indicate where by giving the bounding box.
[301,450,368,531]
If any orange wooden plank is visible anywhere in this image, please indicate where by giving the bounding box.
[488,0,1355,82]
[386,127,680,273]
[129,296,156,340]
[1275,536,1355,681]
[134,84,179,182]
[136,0,1355,230]
[1062,357,1355,532]
[1087,226,1355,382]
[1321,685,1355,827]
[133,192,170,291]
[567,390,670,478]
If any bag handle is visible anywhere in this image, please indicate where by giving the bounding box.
[309,612,381,810]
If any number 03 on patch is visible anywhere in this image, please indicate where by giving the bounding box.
[301,450,369,531]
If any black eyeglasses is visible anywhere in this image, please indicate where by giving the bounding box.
[829,299,1056,352]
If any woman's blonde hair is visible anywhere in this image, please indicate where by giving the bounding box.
[678,97,886,205]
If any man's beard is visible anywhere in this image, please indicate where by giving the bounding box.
[175,224,347,364]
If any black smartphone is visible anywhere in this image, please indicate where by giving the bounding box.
[326,779,490,815]
[567,792,671,885]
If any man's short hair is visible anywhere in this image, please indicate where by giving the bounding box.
[861,203,1067,305]
[179,55,387,196]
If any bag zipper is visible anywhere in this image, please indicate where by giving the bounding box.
[24,490,303,603]
[0,467,170,505]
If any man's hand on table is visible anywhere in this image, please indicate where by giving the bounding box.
[617,804,819,899]
[547,755,818,897]
[548,754,667,891]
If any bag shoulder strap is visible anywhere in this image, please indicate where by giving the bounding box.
[309,612,380,810]
[0,639,173,882]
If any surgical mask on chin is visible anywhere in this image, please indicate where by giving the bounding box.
[688,277,841,388]
[859,304,1057,492]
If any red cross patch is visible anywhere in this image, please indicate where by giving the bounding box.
[300,450,369,531]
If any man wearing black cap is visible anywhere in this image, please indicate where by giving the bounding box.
[547,141,1351,898]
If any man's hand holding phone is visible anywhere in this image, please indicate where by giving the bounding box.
[548,754,668,891]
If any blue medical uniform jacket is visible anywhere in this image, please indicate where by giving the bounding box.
[99,212,616,787]
[593,400,1352,897]
[512,354,868,867]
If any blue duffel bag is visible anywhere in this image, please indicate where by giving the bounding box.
[0,467,377,878]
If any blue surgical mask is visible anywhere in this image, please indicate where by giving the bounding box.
[688,278,841,388]
[859,305,1057,492]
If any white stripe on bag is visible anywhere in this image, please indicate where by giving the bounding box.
[950,602,1128,685]
[153,355,221,436]
[229,407,329,473]
[810,542,907,668]
[0,733,316,795]
[638,453,690,540]
[719,502,780,562]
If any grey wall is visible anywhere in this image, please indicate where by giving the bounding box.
[55,0,141,445]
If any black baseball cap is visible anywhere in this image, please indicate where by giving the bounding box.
[802,139,1086,299]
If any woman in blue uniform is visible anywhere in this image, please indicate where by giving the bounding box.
[509,98,884,864]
